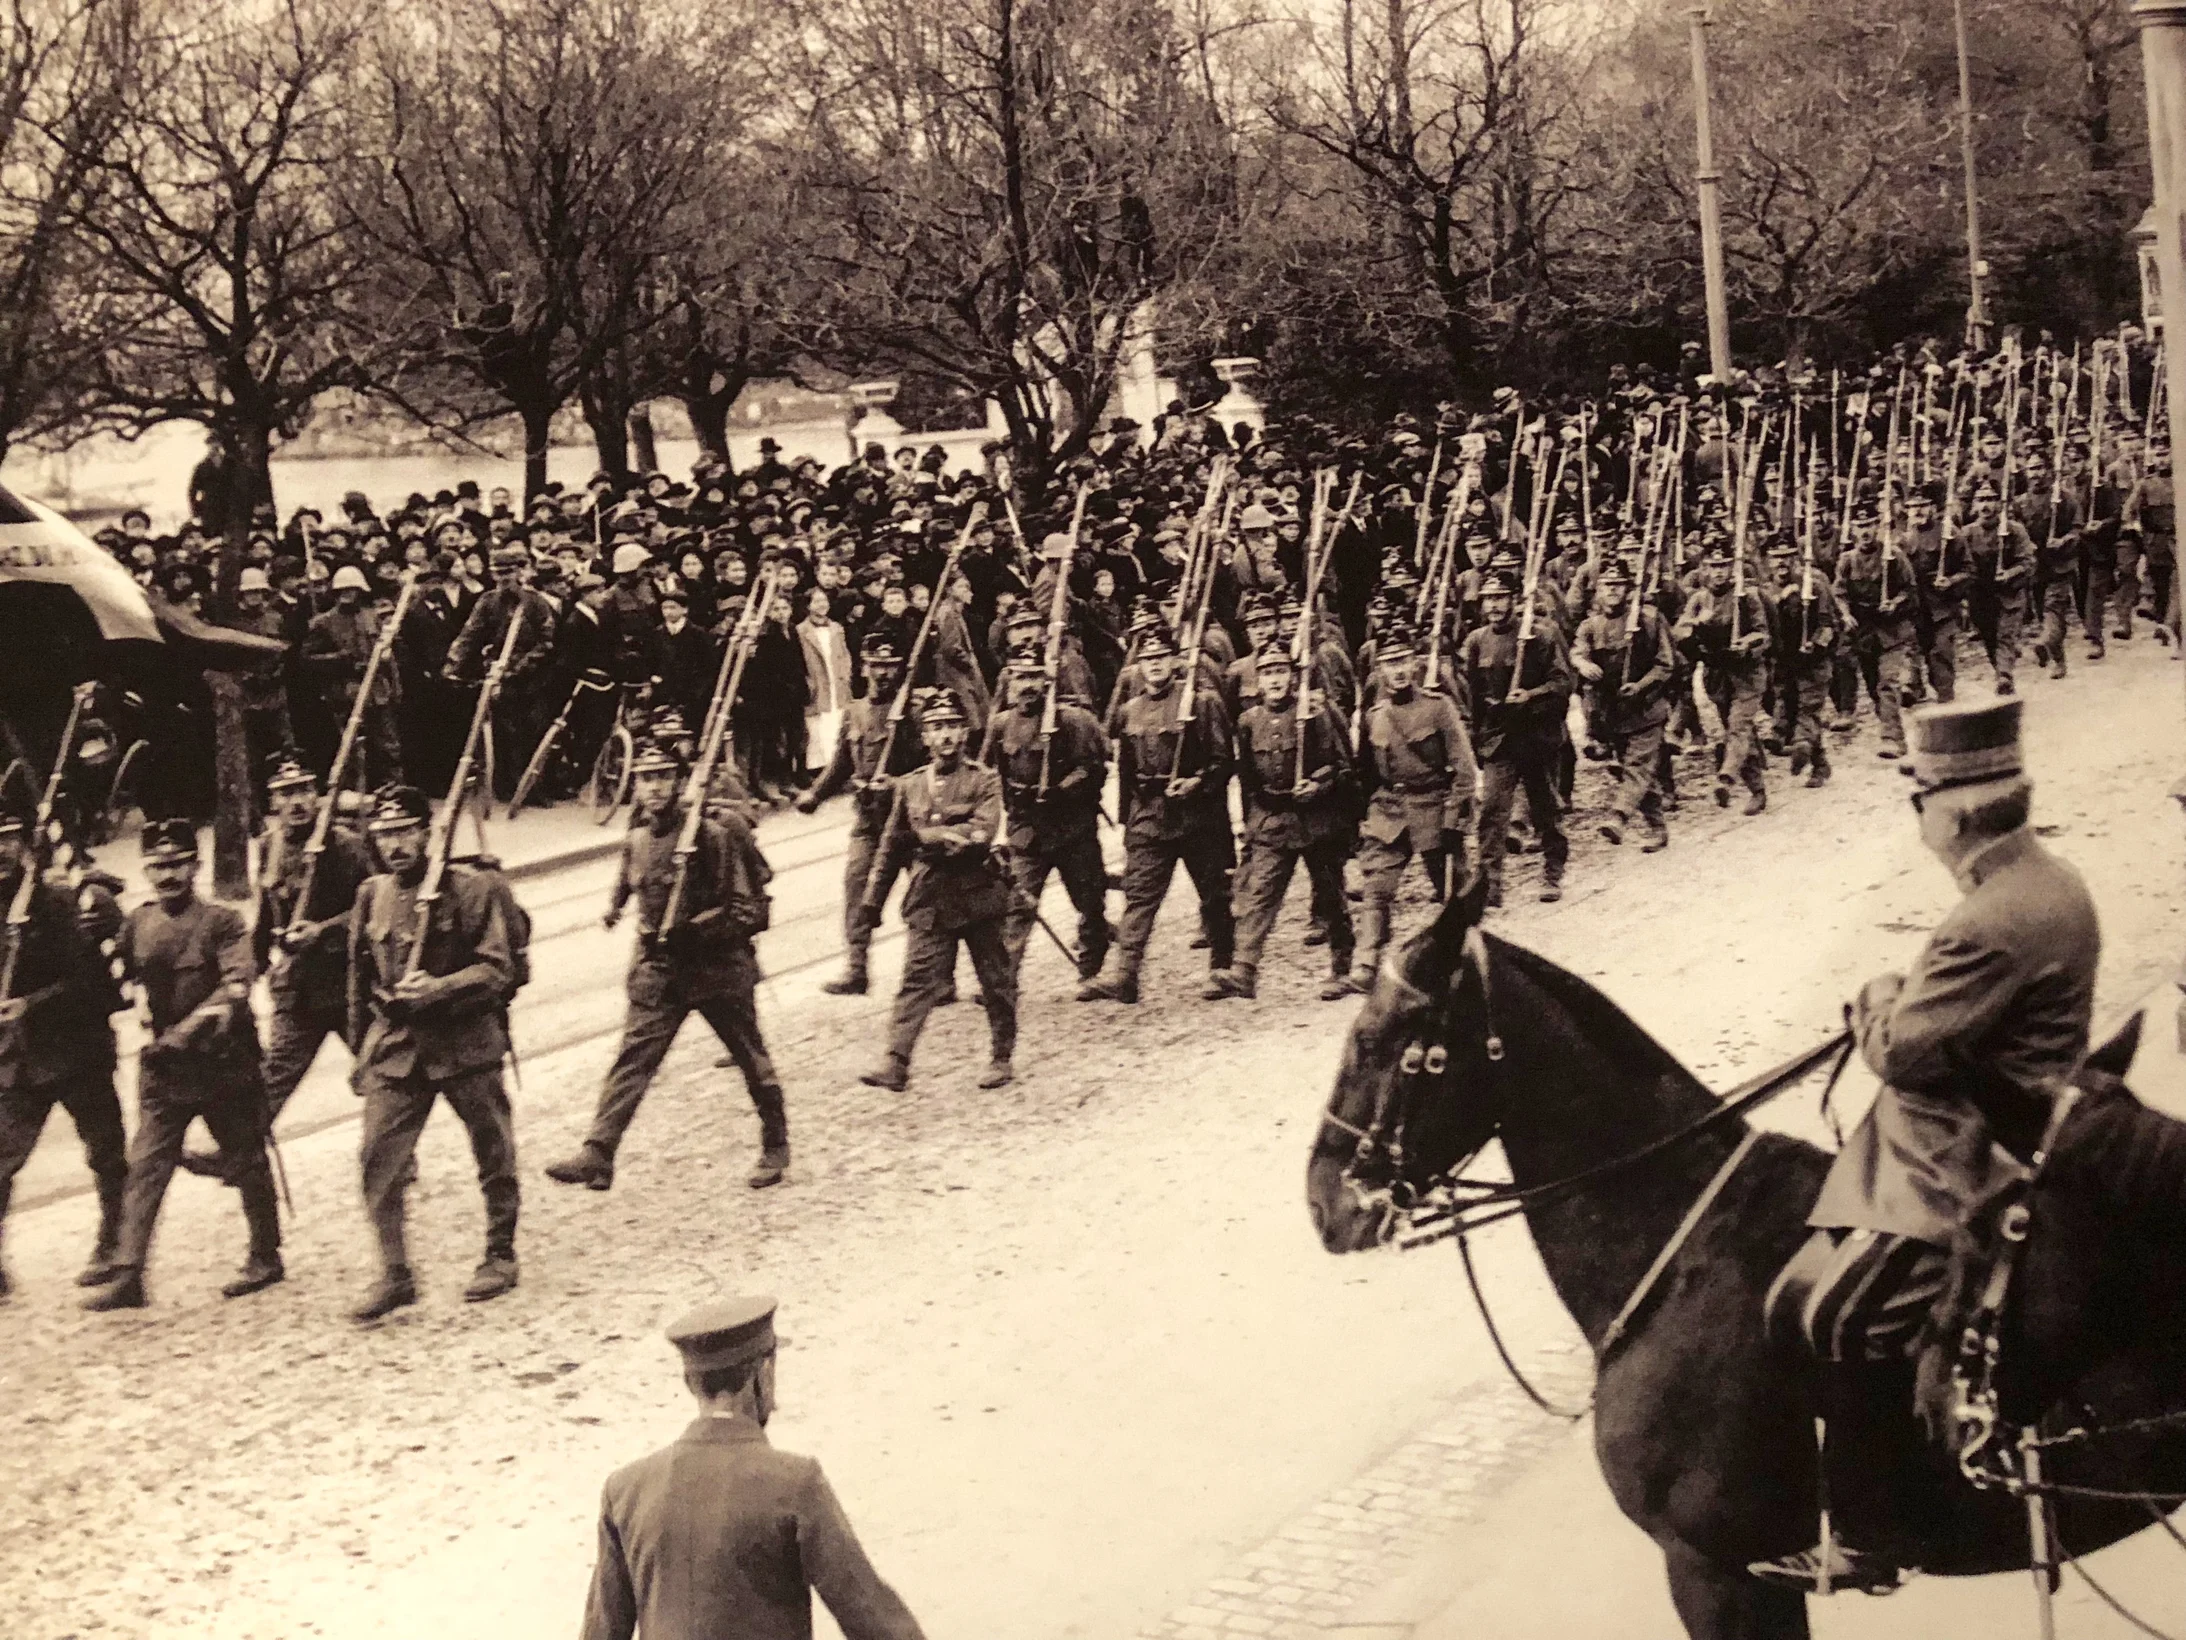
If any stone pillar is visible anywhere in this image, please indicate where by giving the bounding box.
[1210,357,1267,436]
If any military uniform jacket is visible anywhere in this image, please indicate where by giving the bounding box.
[1456,622,1574,761]
[1361,690,1476,849]
[807,697,925,835]
[1903,524,1970,625]
[447,585,557,685]
[347,867,516,1081]
[1768,570,1842,667]
[887,760,1009,934]
[1809,830,2099,1244]
[993,702,1108,852]
[2126,474,2176,540]
[255,823,371,1019]
[581,1416,924,1640]
[302,605,396,708]
[1673,584,1772,678]
[612,811,770,1002]
[1236,700,1357,850]
[121,897,260,1099]
[1832,543,1917,641]
[1114,681,1234,842]
[1570,607,1673,735]
[0,873,120,1092]
[1960,517,2034,602]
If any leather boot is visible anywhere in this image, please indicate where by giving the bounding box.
[79,1174,126,1287]
[1641,815,1669,853]
[351,1266,417,1323]
[463,1251,519,1303]
[859,1056,910,1090]
[82,1267,147,1311]
[1743,786,1767,817]
[1748,1361,1934,1595]
[1202,966,1255,1001]
[821,953,869,996]
[1599,813,1625,846]
[748,1143,790,1189]
[1076,956,1140,1004]
[224,1184,285,1298]
[976,1059,1014,1089]
[545,1145,614,1190]
[223,1251,285,1299]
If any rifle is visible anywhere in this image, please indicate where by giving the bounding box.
[0,681,93,1004]
[1422,469,1476,694]
[660,561,787,939]
[1726,414,1768,648]
[1295,470,1336,788]
[1035,485,1091,800]
[1412,437,1444,572]
[400,608,526,981]
[281,571,419,956]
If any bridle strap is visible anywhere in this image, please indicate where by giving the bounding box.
[1597,1126,1761,1362]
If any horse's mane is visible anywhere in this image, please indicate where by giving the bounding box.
[1488,935,1716,1104]
[2052,1082,2186,1242]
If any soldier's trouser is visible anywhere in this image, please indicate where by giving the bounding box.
[1005,835,1109,979]
[2115,543,2143,636]
[0,1071,126,1251]
[843,821,904,956]
[114,1081,278,1272]
[1355,830,1430,967]
[1869,635,1914,749]
[887,918,1016,1067]
[1766,1228,1949,1364]
[1850,630,1882,710]
[1780,667,1833,766]
[358,702,405,791]
[1479,751,1569,886]
[358,1065,517,1271]
[2038,582,2078,671]
[2149,539,2177,629]
[1706,673,1768,792]
[1973,594,2025,685]
[586,974,785,1159]
[1921,617,1960,702]
[2084,561,2116,645]
[263,1000,345,1121]
[1608,721,1666,822]
[1115,828,1234,973]
[1231,836,1354,975]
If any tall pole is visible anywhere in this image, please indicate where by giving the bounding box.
[1689,8,1734,384]
[1953,0,1991,351]
[2134,0,2186,726]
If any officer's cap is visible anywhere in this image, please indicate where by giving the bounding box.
[667,1295,778,1372]
[1910,697,2023,794]
[141,818,199,861]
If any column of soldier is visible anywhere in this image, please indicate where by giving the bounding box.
[4,328,2174,1317]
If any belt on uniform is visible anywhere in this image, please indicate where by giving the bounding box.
[1386,779,1448,797]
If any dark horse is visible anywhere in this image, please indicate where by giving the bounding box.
[1308,876,2186,1639]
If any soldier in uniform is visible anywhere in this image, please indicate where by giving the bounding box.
[990,653,1111,986]
[2025,457,2084,681]
[346,786,522,1322]
[799,634,927,996]
[445,544,558,799]
[1078,622,1236,1005]
[1959,481,2034,693]
[2123,440,2176,643]
[859,693,1016,1091]
[302,563,403,788]
[1766,538,1842,789]
[1460,569,1575,902]
[546,742,788,1192]
[83,821,283,1311]
[579,1295,926,1640]
[0,810,127,1295]
[1674,543,1773,813]
[1347,629,1475,988]
[1901,487,1968,704]
[1832,496,1917,759]
[1210,644,1357,1002]
[1750,698,2097,1595]
[1570,559,1672,852]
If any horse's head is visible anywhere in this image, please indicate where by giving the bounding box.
[1308,875,1505,1254]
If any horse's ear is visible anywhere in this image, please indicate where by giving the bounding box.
[1403,871,1489,991]
[2085,1012,2142,1080]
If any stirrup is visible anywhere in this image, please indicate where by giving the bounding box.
[1746,1542,1916,1596]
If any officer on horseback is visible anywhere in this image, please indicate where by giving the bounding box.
[1750,696,2100,1595]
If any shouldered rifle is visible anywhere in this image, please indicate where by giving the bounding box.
[661,561,786,939]
[401,608,525,980]
[1422,469,1475,693]
[1504,440,1565,705]
[1296,470,1337,787]
[1036,485,1091,800]
[282,571,419,957]
[1413,438,1444,572]
[1,681,93,1004]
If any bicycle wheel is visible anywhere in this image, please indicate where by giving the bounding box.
[507,721,562,819]
[0,758,30,805]
[589,728,633,824]
[101,740,149,837]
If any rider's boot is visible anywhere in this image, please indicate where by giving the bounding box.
[1748,1361,1935,1596]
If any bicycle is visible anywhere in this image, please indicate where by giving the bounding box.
[586,680,656,825]
[508,669,616,818]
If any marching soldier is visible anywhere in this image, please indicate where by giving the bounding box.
[0,810,127,1295]
[1766,540,1842,789]
[1960,481,2033,693]
[1570,559,1672,852]
[83,821,282,1311]
[2123,440,2176,644]
[991,654,1111,986]
[302,563,404,788]
[2023,454,2083,681]
[1460,569,1575,902]
[579,1295,926,1640]
[346,786,522,1323]
[859,693,1017,1091]
[1210,643,1357,1002]
[1078,622,1236,1005]
[1347,629,1475,986]
[1674,544,1773,813]
[1832,496,1917,760]
[798,635,927,997]
[1901,488,1969,704]
[546,741,788,1193]
[182,754,370,1181]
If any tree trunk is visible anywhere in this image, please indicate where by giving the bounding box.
[628,402,659,474]
[520,402,554,504]
[582,381,633,482]
[206,423,273,901]
[681,387,732,469]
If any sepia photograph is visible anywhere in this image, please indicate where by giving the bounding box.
[7,0,2186,1635]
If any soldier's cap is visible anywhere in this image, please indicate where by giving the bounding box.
[330,564,369,592]
[612,543,651,575]
[491,544,529,570]
[1702,544,1734,565]
[631,739,684,777]
[1599,561,1633,588]
[366,785,432,834]
[1255,643,1295,673]
[1238,503,1277,532]
[1850,494,1879,523]
[1040,531,1073,559]
[1910,697,2023,794]
[1135,622,1180,658]
[668,1295,778,1373]
[1376,626,1418,661]
[1480,571,1520,598]
[1005,646,1046,678]
[649,707,692,741]
[1972,481,2001,501]
[860,633,904,668]
[264,751,318,793]
[141,817,199,861]
[1487,549,1523,574]
[918,688,967,728]
[1005,603,1043,630]
[1240,592,1276,621]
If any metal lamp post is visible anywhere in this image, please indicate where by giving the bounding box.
[1953,0,1991,350]
[1688,7,1733,383]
